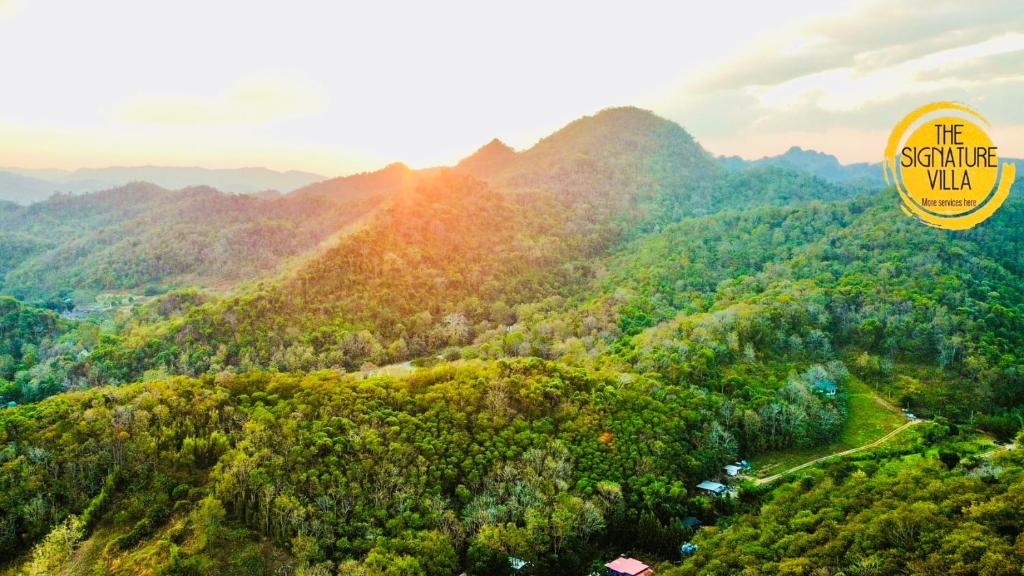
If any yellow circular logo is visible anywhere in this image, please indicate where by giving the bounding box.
[884,102,1015,230]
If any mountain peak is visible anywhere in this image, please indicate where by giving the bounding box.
[483,137,511,149]
[721,146,881,185]
[781,146,835,161]
[455,138,517,179]
[497,107,716,187]
[382,161,412,172]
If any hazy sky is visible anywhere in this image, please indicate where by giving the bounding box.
[2,0,1022,176]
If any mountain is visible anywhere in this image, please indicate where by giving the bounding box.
[77,109,873,385]
[85,170,590,381]
[0,165,326,204]
[80,108,748,382]
[497,107,719,186]
[290,162,421,203]
[0,171,66,205]
[0,182,385,302]
[454,138,517,179]
[721,146,881,185]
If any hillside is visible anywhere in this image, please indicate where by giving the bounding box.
[666,427,1024,575]
[474,187,1024,423]
[88,170,590,380]
[0,361,732,574]
[290,162,423,203]
[84,109,843,384]
[491,107,723,234]
[0,182,388,302]
[0,297,73,402]
[454,138,517,179]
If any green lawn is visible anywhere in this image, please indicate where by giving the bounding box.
[751,377,906,477]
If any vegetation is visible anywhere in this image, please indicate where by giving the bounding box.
[0,180,389,302]
[668,426,1024,576]
[1,107,1022,575]
[0,360,741,573]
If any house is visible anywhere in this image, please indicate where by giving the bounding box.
[680,516,702,530]
[680,543,698,555]
[509,557,529,572]
[606,557,654,576]
[696,480,726,496]
[813,378,837,397]
[723,464,741,477]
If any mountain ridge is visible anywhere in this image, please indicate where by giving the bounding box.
[720,145,881,184]
[0,165,327,204]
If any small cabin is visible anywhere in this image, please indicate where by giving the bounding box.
[680,516,701,530]
[696,480,726,496]
[509,557,529,572]
[606,557,654,576]
[723,464,741,477]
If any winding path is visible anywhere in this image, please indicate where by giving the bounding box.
[755,420,922,485]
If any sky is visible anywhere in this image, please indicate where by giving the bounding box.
[1,0,1022,176]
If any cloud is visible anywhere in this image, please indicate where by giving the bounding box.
[916,48,1024,83]
[697,0,1024,92]
[657,89,763,141]
[674,0,1024,162]
[119,80,322,127]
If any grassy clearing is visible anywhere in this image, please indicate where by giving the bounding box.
[752,377,906,477]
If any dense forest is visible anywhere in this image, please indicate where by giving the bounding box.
[0,179,393,303]
[1,107,1022,575]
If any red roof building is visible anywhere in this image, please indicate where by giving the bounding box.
[605,557,654,576]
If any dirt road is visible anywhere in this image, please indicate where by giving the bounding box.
[755,420,922,485]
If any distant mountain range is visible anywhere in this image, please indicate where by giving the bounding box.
[720,146,882,185]
[0,165,326,204]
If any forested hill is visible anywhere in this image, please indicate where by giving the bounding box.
[289,162,424,204]
[0,180,390,303]
[487,107,723,233]
[454,138,517,179]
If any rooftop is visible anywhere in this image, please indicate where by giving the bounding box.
[605,557,652,575]
[697,480,726,492]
